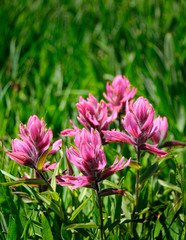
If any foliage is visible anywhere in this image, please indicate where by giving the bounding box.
[0,0,185,239]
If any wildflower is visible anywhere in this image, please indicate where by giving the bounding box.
[6,115,62,169]
[76,94,117,132]
[103,97,167,157]
[103,75,137,113]
[61,120,81,137]
[151,116,168,144]
[56,128,131,189]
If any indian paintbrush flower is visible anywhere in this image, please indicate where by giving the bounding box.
[103,75,137,113]
[76,93,117,132]
[6,115,62,169]
[102,97,168,157]
[56,128,131,189]
[150,116,168,145]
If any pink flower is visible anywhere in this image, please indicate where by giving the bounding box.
[6,115,62,169]
[103,75,137,112]
[42,161,57,171]
[56,128,131,189]
[150,116,168,144]
[76,94,117,132]
[61,120,82,137]
[103,97,168,157]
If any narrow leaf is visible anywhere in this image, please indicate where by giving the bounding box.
[70,195,91,221]
[139,163,159,184]
[0,178,46,187]
[103,179,120,189]
[51,161,61,192]
[21,219,31,240]
[157,179,182,193]
[7,216,17,240]
[33,191,64,220]
[63,222,99,230]
[36,147,52,171]
[129,160,141,170]
[41,213,53,240]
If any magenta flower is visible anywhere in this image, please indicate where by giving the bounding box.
[76,94,117,132]
[42,161,57,172]
[150,116,168,144]
[103,75,137,113]
[6,115,62,169]
[56,128,131,189]
[103,97,168,157]
[61,120,82,137]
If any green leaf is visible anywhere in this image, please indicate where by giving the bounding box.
[0,178,46,187]
[103,179,120,189]
[33,191,64,220]
[7,216,17,240]
[0,211,8,233]
[63,222,99,230]
[51,161,61,192]
[70,195,91,221]
[154,147,184,164]
[11,191,38,204]
[164,33,174,68]
[41,213,53,240]
[157,179,182,193]
[1,170,19,181]
[137,182,149,212]
[21,219,31,240]
[0,171,22,233]
[139,163,159,184]
[129,160,141,170]
[36,147,52,171]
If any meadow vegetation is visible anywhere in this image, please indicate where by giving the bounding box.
[0,0,185,239]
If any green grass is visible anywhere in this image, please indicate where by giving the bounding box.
[0,0,185,239]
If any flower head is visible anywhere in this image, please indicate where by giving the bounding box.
[103,97,167,157]
[76,94,117,132]
[61,120,81,137]
[56,128,131,189]
[150,116,168,144]
[6,115,62,169]
[103,75,137,112]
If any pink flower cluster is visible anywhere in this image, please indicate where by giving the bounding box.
[7,74,182,196]
[6,115,62,169]
[103,75,137,113]
[103,97,168,157]
[57,128,130,189]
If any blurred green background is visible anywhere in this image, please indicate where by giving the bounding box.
[0,0,185,140]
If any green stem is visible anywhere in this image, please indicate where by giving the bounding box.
[95,183,104,240]
[135,148,141,207]
[35,167,54,192]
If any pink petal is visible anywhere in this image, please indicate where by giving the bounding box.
[100,157,131,181]
[43,161,57,171]
[37,128,53,153]
[140,143,168,157]
[6,152,34,167]
[56,175,94,189]
[159,140,186,148]
[48,139,62,155]
[102,130,136,145]
[123,112,141,138]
